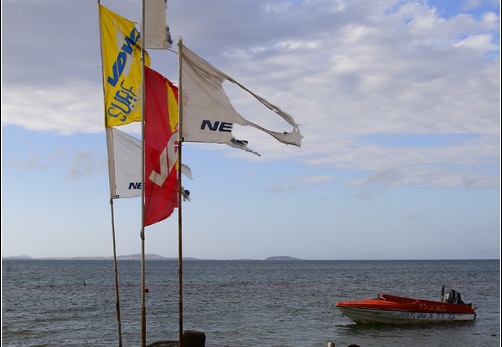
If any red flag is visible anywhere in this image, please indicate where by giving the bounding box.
[144,66,179,226]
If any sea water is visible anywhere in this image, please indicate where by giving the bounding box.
[2,259,500,347]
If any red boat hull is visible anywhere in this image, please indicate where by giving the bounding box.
[336,294,476,324]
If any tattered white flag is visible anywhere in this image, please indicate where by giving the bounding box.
[144,0,173,49]
[179,44,302,155]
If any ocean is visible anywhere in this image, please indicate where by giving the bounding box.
[2,259,500,347]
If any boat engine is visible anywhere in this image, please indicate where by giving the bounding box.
[446,289,465,305]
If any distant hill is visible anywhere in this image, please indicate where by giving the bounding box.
[3,254,301,261]
[116,254,177,260]
[265,256,301,260]
[2,255,32,260]
[2,254,180,261]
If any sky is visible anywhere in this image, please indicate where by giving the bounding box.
[1,0,500,260]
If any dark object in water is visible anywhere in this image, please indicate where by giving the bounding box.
[146,330,206,347]
[183,330,205,347]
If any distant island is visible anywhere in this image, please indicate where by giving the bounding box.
[3,254,187,260]
[265,256,301,260]
[3,254,303,261]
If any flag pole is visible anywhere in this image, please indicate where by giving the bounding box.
[109,198,123,347]
[176,37,184,347]
[105,129,124,347]
[140,0,147,346]
[99,2,123,345]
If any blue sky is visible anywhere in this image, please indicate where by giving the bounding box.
[2,0,500,260]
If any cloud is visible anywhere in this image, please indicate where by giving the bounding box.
[2,82,104,134]
[9,153,52,170]
[267,185,300,193]
[8,148,67,171]
[2,0,499,190]
[66,150,107,180]
[300,176,333,184]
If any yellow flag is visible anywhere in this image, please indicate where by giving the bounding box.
[99,4,150,127]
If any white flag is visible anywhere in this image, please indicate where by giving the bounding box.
[106,127,192,199]
[144,0,172,49]
[106,127,142,199]
[181,163,193,180]
[179,44,302,154]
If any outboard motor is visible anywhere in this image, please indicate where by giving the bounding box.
[446,289,466,305]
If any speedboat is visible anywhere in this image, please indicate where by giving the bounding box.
[336,288,476,324]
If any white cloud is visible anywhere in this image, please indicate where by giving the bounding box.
[2,0,499,191]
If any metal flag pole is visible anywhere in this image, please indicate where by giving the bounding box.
[176,37,185,347]
[109,198,123,347]
[140,0,147,346]
[98,2,123,345]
